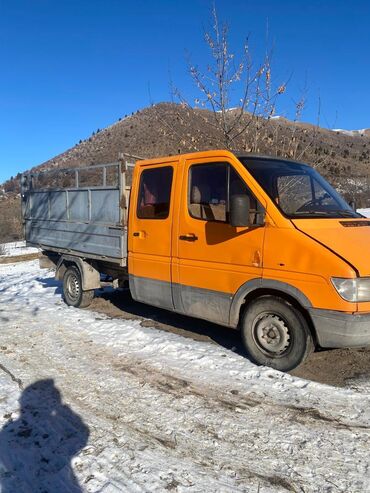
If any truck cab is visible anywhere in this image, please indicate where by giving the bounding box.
[128,150,370,371]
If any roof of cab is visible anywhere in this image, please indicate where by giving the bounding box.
[136,149,235,165]
[136,149,310,168]
[234,152,310,168]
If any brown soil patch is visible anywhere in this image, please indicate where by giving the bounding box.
[0,253,41,264]
[88,289,370,389]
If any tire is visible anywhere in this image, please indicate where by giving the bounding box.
[62,265,94,308]
[240,295,314,372]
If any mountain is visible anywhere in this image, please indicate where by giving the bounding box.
[1,102,370,242]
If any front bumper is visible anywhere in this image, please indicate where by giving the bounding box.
[309,308,370,348]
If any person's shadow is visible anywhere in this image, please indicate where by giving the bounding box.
[0,379,89,492]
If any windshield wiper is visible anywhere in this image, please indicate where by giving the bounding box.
[293,209,358,218]
[293,210,330,216]
[325,210,359,218]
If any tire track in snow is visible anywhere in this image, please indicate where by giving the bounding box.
[1,318,368,493]
[0,321,297,492]
[1,263,370,491]
[0,362,23,390]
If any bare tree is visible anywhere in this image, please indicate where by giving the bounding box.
[172,6,287,151]
[151,4,338,186]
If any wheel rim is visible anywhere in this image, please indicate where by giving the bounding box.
[252,313,291,356]
[66,272,80,303]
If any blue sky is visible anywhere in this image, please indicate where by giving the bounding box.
[0,0,369,182]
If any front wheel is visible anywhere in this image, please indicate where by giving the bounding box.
[241,296,314,371]
[63,265,94,308]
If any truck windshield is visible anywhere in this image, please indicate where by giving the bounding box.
[238,157,361,219]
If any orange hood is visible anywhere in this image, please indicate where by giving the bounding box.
[292,218,370,277]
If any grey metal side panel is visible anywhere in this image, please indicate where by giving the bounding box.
[69,191,89,221]
[173,283,232,325]
[130,274,232,326]
[90,189,120,223]
[229,278,313,327]
[24,187,125,261]
[30,192,49,219]
[25,219,126,259]
[129,275,174,311]
[49,192,67,221]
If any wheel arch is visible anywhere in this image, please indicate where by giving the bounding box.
[229,279,318,346]
[55,255,101,291]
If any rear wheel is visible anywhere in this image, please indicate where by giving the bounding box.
[63,265,94,308]
[241,296,314,371]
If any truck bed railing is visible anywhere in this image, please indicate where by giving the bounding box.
[21,160,134,265]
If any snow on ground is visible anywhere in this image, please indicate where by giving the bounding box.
[332,128,369,137]
[0,261,370,492]
[0,240,39,257]
[357,208,370,218]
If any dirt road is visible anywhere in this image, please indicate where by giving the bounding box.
[89,289,370,389]
[4,253,370,388]
[0,252,40,264]
[0,310,366,492]
[1,260,370,491]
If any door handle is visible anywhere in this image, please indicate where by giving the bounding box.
[133,231,146,238]
[179,233,198,242]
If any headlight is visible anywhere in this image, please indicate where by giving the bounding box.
[331,277,370,302]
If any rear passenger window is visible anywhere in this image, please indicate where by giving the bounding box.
[137,166,173,219]
[189,162,258,224]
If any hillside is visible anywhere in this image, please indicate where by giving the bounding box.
[1,102,370,242]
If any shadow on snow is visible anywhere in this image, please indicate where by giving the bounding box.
[0,379,89,492]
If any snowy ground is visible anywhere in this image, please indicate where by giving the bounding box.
[0,260,370,492]
[357,208,370,218]
[0,240,39,257]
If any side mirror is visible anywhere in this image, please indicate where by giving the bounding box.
[230,194,250,227]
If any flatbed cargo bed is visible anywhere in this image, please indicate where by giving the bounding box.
[21,161,133,266]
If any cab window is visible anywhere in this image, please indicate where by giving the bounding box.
[137,166,173,219]
[188,162,258,223]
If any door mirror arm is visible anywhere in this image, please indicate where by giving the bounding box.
[255,202,266,226]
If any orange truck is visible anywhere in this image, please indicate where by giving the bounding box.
[22,150,370,371]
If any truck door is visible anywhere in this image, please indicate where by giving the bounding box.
[128,163,176,310]
[173,157,265,325]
